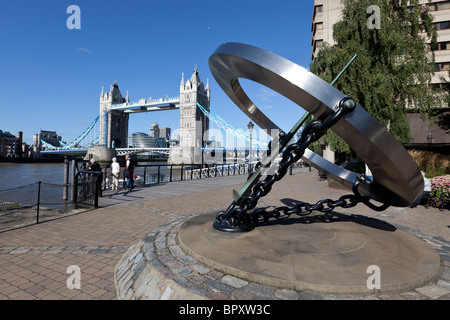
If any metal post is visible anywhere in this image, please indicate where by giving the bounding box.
[94,176,99,208]
[170,165,173,182]
[71,159,76,202]
[36,181,41,224]
[157,165,161,184]
[63,158,69,200]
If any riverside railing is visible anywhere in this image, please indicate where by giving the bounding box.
[100,161,306,190]
[0,161,102,231]
[0,181,81,231]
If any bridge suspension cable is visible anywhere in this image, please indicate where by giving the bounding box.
[41,116,100,150]
[197,102,269,149]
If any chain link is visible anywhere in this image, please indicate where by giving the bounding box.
[214,97,388,232]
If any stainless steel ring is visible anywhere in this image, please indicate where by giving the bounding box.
[209,42,423,207]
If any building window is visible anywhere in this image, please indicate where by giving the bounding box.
[434,21,450,30]
[432,41,449,51]
[430,83,450,91]
[435,62,450,71]
[429,1,450,11]
[315,22,323,31]
[315,5,323,14]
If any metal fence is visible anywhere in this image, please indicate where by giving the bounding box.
[0,160,306,231]
[0,182,74,231]
[100,161,306,190]
[0,169,101,231]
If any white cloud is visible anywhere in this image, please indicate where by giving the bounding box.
[256,88,276,102]
[77,48,93,54]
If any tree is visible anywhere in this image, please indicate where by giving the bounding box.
[310,0,444,156]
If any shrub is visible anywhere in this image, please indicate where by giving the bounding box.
[430,175,450,200]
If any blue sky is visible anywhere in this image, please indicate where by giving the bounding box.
[0,0,315,145]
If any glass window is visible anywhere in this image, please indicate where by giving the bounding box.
[315,5,323,14]
[438,21,450,30]
[440,2,450,10]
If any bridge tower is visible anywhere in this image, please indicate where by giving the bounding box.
[99,81,130,148]
[169,67,210,164]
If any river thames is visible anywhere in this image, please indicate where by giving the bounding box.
[0,162,67,190]
[0,161,179,191]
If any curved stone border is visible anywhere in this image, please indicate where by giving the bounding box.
[114,212,450,300]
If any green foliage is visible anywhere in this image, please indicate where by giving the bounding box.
[310,0,444,156]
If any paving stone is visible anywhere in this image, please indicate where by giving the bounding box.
[245,283,274,296]
[275,289,300,300]
[416,284,450,299]
[161,286,174,300]
[437,280,450,290]
[204,279,234,294]
[221,275,248,288]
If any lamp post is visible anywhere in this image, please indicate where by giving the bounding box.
[247,121,254,177]
[427,132,433,149]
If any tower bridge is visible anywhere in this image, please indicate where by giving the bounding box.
[98,66,210,164]
[40,67,268,163]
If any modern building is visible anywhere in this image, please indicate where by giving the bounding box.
[0,130,18,157]
[149,123,171,147]
[128,132,167,159]
[159,127,171,143]
[150,122,160,139]
[311,0,450,156]
[129,132,160,148]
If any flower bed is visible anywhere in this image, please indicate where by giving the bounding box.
[429,175,449,210]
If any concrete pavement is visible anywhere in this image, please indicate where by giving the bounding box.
[0,168,449,300]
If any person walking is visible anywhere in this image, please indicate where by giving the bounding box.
[88,158,103,197]
[111,157,120,190]
[125,154,135,190]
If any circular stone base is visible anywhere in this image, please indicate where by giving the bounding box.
[177,211,441,294]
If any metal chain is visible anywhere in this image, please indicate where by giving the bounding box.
[214,97,388,232]
[247,193,362,224]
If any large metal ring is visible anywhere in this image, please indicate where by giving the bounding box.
[209,42,423,207]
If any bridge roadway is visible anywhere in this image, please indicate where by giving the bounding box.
[0,167,448,302]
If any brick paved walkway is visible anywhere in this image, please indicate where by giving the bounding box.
[0,169,448,300]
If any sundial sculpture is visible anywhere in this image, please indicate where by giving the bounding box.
[209,43,424,232]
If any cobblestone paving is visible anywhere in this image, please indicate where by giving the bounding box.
[0,170,449,300]
[115,212,450,300]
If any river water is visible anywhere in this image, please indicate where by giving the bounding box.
[0,162,67,191]
[0,161,179,191]
[0,160,253,192]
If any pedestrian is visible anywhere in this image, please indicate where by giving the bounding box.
[88,158,103,197]
[125,154,135,190]
[111,157,120,190]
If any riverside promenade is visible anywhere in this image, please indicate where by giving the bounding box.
[0,168,449,300]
